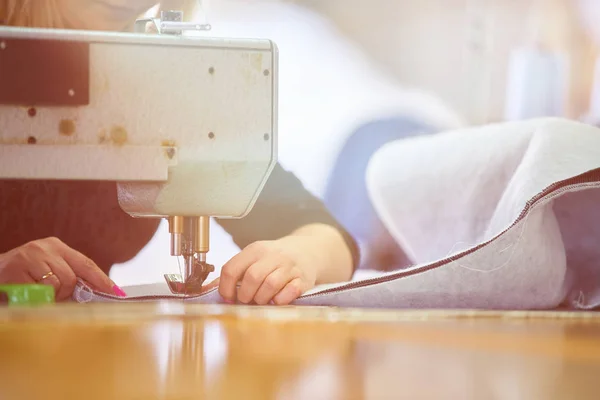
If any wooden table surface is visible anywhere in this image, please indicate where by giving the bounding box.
[0,303,599,400]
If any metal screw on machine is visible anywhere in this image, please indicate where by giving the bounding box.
[161,10,183,21]
[134,10,211,35]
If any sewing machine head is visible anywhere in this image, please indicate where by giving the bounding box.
[0,11,278,291]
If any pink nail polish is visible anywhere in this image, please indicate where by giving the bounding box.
[113,285,127,297]
[224,298,234,304]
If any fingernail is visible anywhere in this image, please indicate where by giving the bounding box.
[113,285,127,297]
[224,298,234,304]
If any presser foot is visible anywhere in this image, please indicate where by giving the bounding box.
[164,261,215,295]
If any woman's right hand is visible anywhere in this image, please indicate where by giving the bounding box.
[0,237,125,301]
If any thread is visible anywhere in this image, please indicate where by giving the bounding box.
[177,255,183,279]
[573,291,585,308]
[443,206,534,273]
[73,279,94,303]
[444,182,600,273]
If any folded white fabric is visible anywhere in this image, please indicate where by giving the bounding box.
[73,118,600,310]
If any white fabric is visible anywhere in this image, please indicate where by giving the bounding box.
[110,0,464,288]
[74,118,600,310]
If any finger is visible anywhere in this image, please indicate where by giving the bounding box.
[272,278,307,306]
[56,245,115,295]
[236,259,280,304]
[40,273,64,300]
[47,257,78,301]
[253,267,295,305]
[202,278,220,293]
[219,249,260,302]
[28,263,62,297]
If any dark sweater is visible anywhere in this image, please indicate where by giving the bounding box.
[0,163,359,274]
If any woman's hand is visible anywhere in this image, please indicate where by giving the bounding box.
[218,239,318,306]
[0,237,125,301]
[218,224,354,305]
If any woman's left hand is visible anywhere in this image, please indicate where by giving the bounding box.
[218,236,319,306]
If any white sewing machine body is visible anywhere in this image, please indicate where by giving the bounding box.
[0,23,278,289]
[0,25,278,219]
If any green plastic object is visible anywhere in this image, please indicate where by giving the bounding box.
[0,284,55,306]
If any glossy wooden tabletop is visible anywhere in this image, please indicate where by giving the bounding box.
[0,303,599,400]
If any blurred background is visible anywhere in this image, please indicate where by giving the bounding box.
[111,0,600,286]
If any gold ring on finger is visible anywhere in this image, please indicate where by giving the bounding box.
[37,271,55,282]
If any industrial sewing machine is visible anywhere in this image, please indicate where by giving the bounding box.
[0,11,278,293]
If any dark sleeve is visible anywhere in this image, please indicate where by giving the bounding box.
[215,163,360,271]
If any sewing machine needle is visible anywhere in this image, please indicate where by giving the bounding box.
[184,255,193,281]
